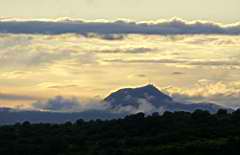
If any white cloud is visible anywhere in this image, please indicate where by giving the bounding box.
[110,98,166,114]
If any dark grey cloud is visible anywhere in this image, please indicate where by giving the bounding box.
[0,18,240,35]
[47,84,79,89]
[32,96,81,111]
[96,47,155,54]
[172,72,184,75]
[137,74,147,78]
[85,33,126,40]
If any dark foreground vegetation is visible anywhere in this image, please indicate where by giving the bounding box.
[1,109,240,155]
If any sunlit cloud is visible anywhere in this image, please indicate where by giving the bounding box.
[104,58,240,68]
[164,81,240,108]
[0,27,240,109]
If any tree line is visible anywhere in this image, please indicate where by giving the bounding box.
[1,109,240,155]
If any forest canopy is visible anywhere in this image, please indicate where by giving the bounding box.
[1,109,240,155]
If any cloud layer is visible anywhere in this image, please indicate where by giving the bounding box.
[31,96,160,114]
[164,81,240,109]
[0,27,240,109]
[0,18,240,35]
[32,96,106,112]
[0,92,37,101]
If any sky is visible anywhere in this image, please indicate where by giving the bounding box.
[0,0,240,23]
[0,0,240,110]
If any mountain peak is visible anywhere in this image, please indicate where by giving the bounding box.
[140,84,156,89]
[104,84,172,108]
[137,84,159,92]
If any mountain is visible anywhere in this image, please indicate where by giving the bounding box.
[104,84,227,113]
[0,109,126,125]
[0,107,12,112]
[104,84,172,107]
[104,84,170,107]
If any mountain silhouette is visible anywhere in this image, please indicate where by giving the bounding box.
[104,84,172,107]
[104,84,226,113]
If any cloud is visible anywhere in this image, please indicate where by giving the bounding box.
[182,36,240,45]
[104,59,186,64]
[0,18,240,35]
[95,47,155,54]
[189,60,240,67]
[164,81,240,109]
[0,92,38,101]
[32,96,107,112]
[0,34,32,48]
[0,48,70,67]
[85,33,126,40]
[31,95,165,114]
[172,72,184,75]
[104,58,240,68]
[0,44,97,68]
[47,84,79,89]
[0,33,239,70]
[137,74,147,78]
[0,71,32,79]
[109,98,166,114]
[10,81,240,113]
